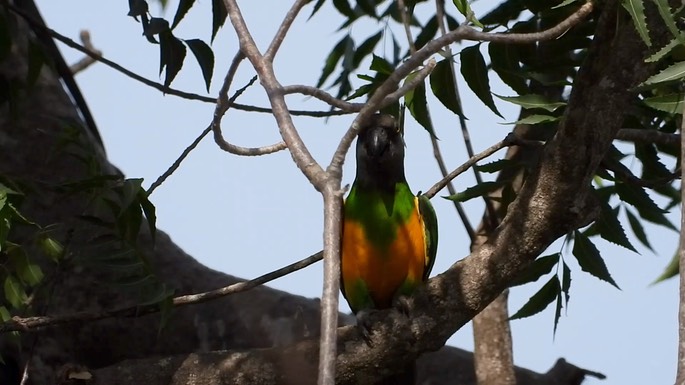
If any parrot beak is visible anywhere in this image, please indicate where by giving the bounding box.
[365,126,388,158]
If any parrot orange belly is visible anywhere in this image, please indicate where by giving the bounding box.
[341,204,427,309]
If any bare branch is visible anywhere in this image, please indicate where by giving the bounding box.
[149,76,258,194]
[212,53,288,156]
[69,30,101,74]
[423,134,538,199]
[677,94,685,385]
[264,0,310,61]
[0,250,324,333]
[615,128,680,147]
[282,85,363,111]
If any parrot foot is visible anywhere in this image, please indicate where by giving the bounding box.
[392,295,412,318]
[355,309,379,347]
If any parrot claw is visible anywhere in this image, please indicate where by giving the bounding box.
[355,309,377,347]
[392,295,412,318]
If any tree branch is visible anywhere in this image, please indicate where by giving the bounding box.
[69,30,100,75]
[0,249,324,333]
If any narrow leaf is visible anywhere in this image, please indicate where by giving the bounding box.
[404,73,435,137]
[211,0,228,42]
[553,0,579,9]
[641,61,685,86]
[185,39,214,92]
[643,94,683,114]
[308,0,327,20]
[4,275,25,308]
[333,0,356,18]
[159,32,187,88]
[510,276,560,320]
[139,191,157,244]
[171,0,196,29]
[572,231,620,288]
[352,31,382,68]
[0,306,10,322]
[461,45,502,117]
[646,38,679,63]
[510,253,560,287]
[625,208,653,251]
[652,250,678,283]
[553,291,563,335]
[622,0,652,47]
[593,201,637,252]
[475,159,515,173]
[651,0,682,43]
[561,260,571,306]
[488,42,528,95]
[317,35,351,87]
[495,94,566,112]
[616,183,676,230]
[430,59,465,118]
[503,114,559,125]
[444,181,507,203]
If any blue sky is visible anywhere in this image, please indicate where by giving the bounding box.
[40,1,679,384]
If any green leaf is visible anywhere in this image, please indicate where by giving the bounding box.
[495,94,566,112]
[211,0,228,42]
[553,0,579,9]
[159,32,187,88]
[475,159,515,173]
[308,0,327,20]
[641,61,685,86]
[651,0,683,44]
[444,181,507,203]
[0,306,10,322]
[625,208,653,251]
[333,0,356,18]
[40,236,65,262]
[510,253,560,287]
[592,201,637,252]
[128,0,149,19]
[414,17,438,51]
[139,191,157,244]
[561,260,571,306]
[3,275,26,308]
[430,59,465,118]
[652,250,678,283]
[488,42,528,95]
[317,35,351,87]
[510,276,560,320]
[352,31,383,68]
[452,0,483,27]
[369,54,394,75]
[622,0,651,47]
[7,245,43,286]
[553,290,563,335]
[643,94,683,114]
[504,114,559,125]
[572,231,620,288]
[615,183,676,230]
[404,73,435,137]
[184,39,214,92]
[461,45,502,117]
[171,0,196,29]
[646,38,679,63]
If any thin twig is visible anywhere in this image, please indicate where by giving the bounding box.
[69,30,101,74]
[0,250,324,333]
[436,0,498,231]
[423,133,537,199]
[211,53,288,156]
[615,128,680,147]
[148,76,258,194]
[6,3,348,118]
[676,94,685,384]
